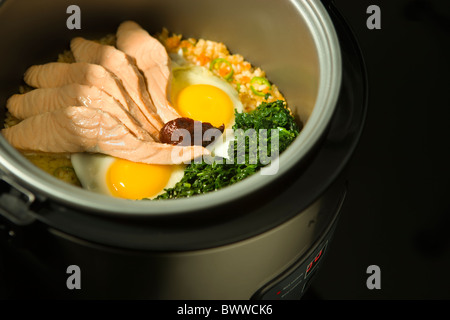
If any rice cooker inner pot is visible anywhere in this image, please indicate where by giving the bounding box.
[0,0,360,253]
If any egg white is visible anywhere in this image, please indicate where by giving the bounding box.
[169,65,243,160]
[72,61,245,197]
[71,153,185,199]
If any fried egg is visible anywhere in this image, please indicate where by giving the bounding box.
[170,65,243,159]
[72,64,243,200]
[71,153,185,200]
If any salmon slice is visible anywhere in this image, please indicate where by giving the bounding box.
[70,37,165,130]
[6,84,153,141]
[116,21,180,123]
[24,62,161,140]
[1,106,209,164]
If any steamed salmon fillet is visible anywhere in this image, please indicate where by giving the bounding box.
[6,84,153,141]
[24,62,126,104]
[70,37,165,133]
[2,21,215,166]
[1,106,209,164]
[7,87,74,119]
[24,62,161,140]
[116,21,181,123]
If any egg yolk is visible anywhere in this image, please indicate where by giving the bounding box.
[176,84,234,128]
[107,159,173,200]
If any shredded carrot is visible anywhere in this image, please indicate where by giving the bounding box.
[197,53,211,66]
[242,62,251,71]
[166,36,181,51]
[180,40,193,49]
[219,66,232,77]
[240,76,251,83]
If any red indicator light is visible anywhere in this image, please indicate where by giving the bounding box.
[314,250,323,263]
[306,247,325,277]
[277,291,281,295]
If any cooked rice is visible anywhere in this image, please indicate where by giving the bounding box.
[157,28,285,112]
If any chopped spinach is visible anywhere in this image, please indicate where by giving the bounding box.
[155,100,301,200]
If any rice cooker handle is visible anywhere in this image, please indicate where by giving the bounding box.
[0,174,37,226]
[318,0,341,14]
[319,0,335,6]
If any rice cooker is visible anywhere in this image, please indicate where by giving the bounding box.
[0,0,367,299]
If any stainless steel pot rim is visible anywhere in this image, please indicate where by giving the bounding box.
[0,0,342,217]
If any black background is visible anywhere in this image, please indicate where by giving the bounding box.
[307,0,450,299]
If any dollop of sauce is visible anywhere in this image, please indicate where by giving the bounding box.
[160,117,225,147]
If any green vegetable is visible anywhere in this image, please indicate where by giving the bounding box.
[210,58,234,81]
[231,99,299,163]
[250,76,272,96]
[156,100,300,200]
